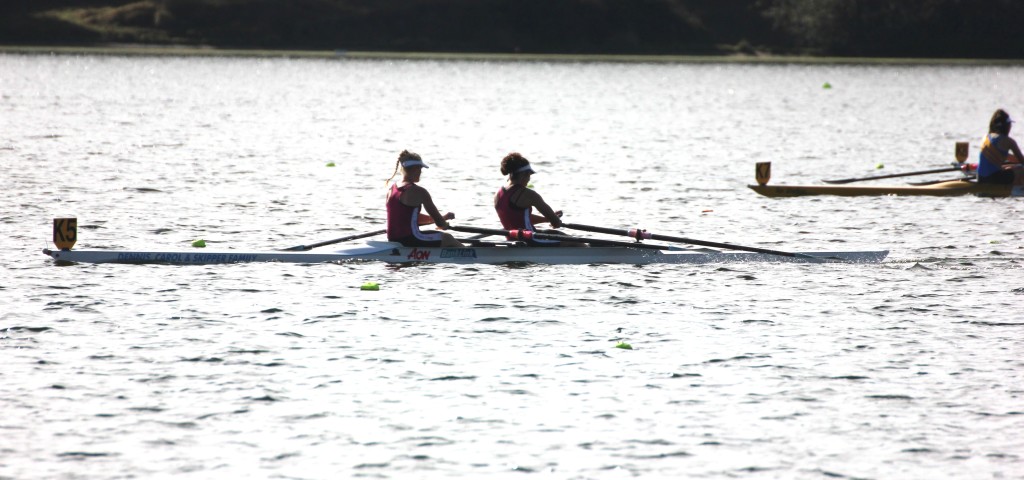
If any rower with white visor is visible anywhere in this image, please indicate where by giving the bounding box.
[494,152,584,247]
[385,150,464,247]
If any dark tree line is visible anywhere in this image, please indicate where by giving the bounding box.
[761,0,1023,58]
[1,0,1019,59]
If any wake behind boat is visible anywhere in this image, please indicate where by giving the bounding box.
[42,241,888,265]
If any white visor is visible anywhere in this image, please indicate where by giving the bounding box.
[401,159,429,169]
[514,164,536,175]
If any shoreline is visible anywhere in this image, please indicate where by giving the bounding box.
[1,44,1021,66]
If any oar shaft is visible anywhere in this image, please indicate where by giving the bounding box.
[562,224,631,237]
[907,175,977,186]
[647,232,796,258]
[282,228,386,251]
[823,166,960,184]
[563,223,813,260]
[449,225,670,251]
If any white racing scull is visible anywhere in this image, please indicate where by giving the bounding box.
[42,241,888,265]
[43,217,888,265]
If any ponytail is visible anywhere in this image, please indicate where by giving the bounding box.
[384,159,400,188]
[385,150,420,187]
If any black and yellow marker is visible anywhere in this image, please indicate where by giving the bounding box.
[53,217,77,250]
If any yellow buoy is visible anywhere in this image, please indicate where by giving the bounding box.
[360,282,380,291]
[191,239,206,248]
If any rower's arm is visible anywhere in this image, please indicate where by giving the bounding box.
[420,191,452,229]
[1008,138,1024,164]
[401,185,452,228]
[530,210,563,225]
[527,191,564,228]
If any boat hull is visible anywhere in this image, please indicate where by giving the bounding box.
[748,180,1014,198]
[43,242,888,265]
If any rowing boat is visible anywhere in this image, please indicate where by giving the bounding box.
[748,160,1018,198]
[748,179,1016,198]
[43,217,888,265]
[42,241,888,265]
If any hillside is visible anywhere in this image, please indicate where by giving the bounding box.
[1,0,1020,59]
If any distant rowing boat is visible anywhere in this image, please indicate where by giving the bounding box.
[42,241,888,265]
[749,179,1016,198]
[748,159,1018,198]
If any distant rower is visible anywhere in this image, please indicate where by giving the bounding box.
[978,109,1024,187]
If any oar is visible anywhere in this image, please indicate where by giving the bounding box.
[822,166,961,184]
[281,228,386,251]
[449,225,677,251]
[562,223,825,262]
[907,176,976,186]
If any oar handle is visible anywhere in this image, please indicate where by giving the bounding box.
[282,228,386,251]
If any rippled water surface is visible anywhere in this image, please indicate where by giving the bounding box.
[2,54,1023,479]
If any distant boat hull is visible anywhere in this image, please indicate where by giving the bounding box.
[749,180,1015,198]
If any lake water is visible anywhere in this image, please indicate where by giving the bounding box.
[2,53,1023,479]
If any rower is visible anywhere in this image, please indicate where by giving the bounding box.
[978,109,1024,188]
[494,152,584,247]
[384,150,464,247]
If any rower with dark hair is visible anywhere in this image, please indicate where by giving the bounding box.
[494,152,583,247]
[385,150,464,247]
[978,109,1024,188]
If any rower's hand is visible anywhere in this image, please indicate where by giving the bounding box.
[444,212,455,220]
[555,210,563,217]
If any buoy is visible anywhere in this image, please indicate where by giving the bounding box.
[615,342,633,350]
[876,163,884,169]
[360,282,379,291]
[823,82,832,89]
[326,162,336,167]
[191,239,206,248]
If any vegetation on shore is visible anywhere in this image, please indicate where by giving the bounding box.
[2,0,1021,60]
